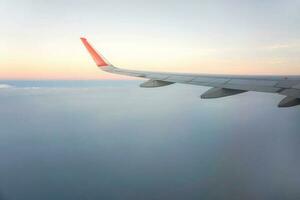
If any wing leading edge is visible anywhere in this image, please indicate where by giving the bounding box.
[80,37,300,107]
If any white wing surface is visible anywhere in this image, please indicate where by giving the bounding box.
[81,37,300,107]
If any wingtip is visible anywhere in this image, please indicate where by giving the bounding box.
[80,37,110,67]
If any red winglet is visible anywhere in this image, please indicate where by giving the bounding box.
[80,37,109,67]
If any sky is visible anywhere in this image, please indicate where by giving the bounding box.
[0,0,300,79]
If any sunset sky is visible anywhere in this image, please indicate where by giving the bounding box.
[1,0,300,79]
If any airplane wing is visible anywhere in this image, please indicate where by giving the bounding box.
[80,37,300,107]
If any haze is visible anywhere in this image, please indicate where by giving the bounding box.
[0,81,300,200]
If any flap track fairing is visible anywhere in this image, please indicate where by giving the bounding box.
[278,96,300,107]
[140,79,174,88]
[201,88,246,99]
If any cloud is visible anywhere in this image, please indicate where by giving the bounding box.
[263,40,300,50]
[0,84,14,89]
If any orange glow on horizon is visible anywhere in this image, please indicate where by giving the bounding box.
[1,36,299,80]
